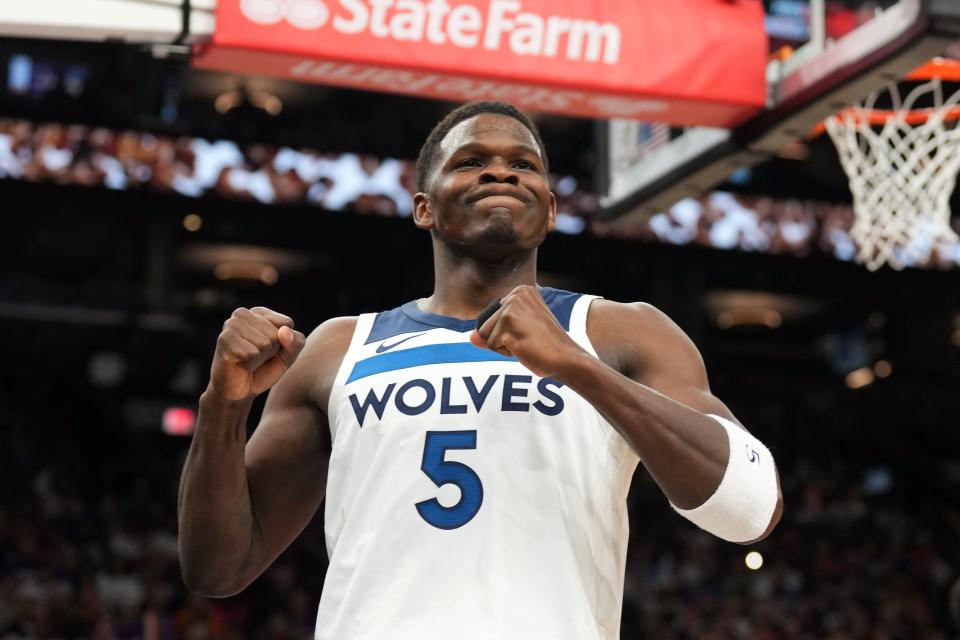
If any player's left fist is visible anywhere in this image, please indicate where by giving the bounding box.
[470,285,586,378]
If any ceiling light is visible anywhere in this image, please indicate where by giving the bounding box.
[845,367,874,390]
[182,213,202,232]
[214,261,279,285]
[705,290,819,329]
[214,90,242,114]
[716,308,783,329]
[745,551,763,570]
[214,88,283,116]
[873,360,892,378]
[250,90,283,116]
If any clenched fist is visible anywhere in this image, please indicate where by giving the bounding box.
[470,285,586,379]
[208,307,306,402]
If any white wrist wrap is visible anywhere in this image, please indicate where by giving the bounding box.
[671,414,778,543]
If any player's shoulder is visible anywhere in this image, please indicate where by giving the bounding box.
[300,316,359,360]
[587,299,699,375]
[588,298,680,334]
[280,316,359,412]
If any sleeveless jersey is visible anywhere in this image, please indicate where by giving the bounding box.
[317,288,640,640]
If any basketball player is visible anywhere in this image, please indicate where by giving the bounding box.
[178,101,783,639]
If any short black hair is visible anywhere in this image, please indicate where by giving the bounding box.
[415,101,549,191]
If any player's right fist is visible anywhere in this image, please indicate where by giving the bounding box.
[208,307,306,402]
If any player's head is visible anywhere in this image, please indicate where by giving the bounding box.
[413,101,556,259]
[415,101,549,191]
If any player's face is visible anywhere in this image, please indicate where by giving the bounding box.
[414,114,556,256]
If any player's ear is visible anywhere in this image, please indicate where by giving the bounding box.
[546,191,557,232]
[413,192,435,230]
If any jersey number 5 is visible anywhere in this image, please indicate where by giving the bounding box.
[415,430,483,529]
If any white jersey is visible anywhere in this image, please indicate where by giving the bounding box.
[317,288,640,640]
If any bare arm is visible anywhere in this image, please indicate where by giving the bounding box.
[177,310,356,596]
[579,300,783,541]
[473,288,783,543]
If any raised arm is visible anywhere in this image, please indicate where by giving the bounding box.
[583,300,782,541]
[472,287,783,544]
[177,308,356,597]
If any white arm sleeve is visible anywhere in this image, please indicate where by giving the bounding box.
[670,414,779,543]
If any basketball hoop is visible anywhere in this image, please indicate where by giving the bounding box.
[823,58,960,270]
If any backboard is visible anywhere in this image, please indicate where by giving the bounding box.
[598,0,960,228]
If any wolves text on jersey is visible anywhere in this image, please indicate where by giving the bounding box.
[348,374,565,427]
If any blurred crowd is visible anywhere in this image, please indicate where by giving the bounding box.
[595,192,960,270]
[0,119,595,233]
[2,118,959,269]
[0,119,418,215]
[1,378,958,639]
[0,410,328,640]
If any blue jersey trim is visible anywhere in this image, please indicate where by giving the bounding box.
[346,343,517,383]
[365,287,582,345]
[366,307,438,344]
[547,288,579,332]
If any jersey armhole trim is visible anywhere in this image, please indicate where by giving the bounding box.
[572,295,642,473]
[327,313,376,420]
[569,294,602,358]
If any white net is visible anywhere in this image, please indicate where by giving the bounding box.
[825,77,960,270]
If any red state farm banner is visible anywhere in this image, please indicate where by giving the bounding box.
[195,0,767,126]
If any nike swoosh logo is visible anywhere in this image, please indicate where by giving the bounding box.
[376,332,427,354]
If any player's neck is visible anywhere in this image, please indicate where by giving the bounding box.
[421,246,539,320]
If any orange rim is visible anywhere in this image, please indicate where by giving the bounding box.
[905,57,960,82]
[809,58,960,137]
[810,105,960,135]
